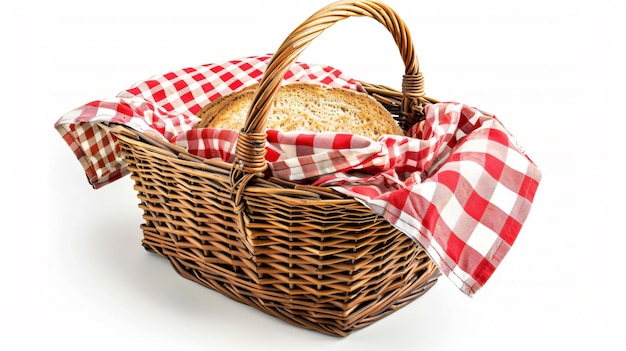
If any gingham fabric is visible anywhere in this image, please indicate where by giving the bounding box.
[55,54,541,296]
[55,54,362,189]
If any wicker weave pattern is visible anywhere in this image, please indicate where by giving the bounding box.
[111,128,439,336]
[107,0,441,336]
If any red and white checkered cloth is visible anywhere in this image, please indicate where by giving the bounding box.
[55,54,541,296]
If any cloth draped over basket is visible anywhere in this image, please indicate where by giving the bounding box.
[55,54,541,296]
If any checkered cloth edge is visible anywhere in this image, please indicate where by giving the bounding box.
[54,54,363,188]
[54,54,541,296]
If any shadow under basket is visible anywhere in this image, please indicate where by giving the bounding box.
[106,0,442,337]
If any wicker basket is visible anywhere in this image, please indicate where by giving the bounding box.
[107,0,441,336]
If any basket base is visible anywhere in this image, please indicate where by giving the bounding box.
[142,238,439,337]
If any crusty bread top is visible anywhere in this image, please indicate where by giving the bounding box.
[196,83,404,140]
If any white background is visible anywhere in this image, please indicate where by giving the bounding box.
[1,0,623,349]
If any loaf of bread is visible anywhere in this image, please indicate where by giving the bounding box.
[196,83,404,140]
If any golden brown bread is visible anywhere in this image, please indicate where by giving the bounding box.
[196,83,404,140]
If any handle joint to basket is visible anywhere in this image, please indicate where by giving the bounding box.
[234,130,269,175]
[399,73,427,128]
[402,73,425,99]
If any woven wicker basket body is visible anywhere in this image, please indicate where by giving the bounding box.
[108,0,440,336]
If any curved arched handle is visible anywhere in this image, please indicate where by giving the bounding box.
[234,0,426,175]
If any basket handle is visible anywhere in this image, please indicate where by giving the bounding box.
[233,0,426,175]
